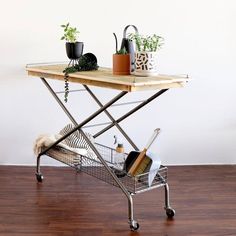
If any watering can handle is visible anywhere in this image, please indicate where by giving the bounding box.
[123,25,139,38]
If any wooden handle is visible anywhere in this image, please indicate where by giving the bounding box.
[128,128,161,176]
[128,148,147,176]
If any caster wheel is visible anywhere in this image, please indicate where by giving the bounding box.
[36,173,43,182]
[166,207,175,218]
[130,220,139,231]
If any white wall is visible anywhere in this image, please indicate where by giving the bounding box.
[0,0,235,165]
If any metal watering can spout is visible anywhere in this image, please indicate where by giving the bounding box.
[120,25,139,72]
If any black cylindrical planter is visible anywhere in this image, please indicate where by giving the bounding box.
[66,42,84,60]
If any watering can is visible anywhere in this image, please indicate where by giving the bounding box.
[120,25,139,72]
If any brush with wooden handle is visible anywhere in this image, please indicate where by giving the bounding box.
[128,128,161,176]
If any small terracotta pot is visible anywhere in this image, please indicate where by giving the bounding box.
[113,54,130,75]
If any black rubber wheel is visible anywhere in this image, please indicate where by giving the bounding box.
[166,208,175,218]
[130,222,139,231]
[36,174,43,182]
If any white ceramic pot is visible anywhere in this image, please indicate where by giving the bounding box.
[134,51,158,76]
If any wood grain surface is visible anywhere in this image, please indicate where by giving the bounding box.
[26,64,189,92]
[0,165,235,235]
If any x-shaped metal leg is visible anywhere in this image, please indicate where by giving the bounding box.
[37,77,169,225]
[38,78,132,199]
[94,89,169,138]
[83,85,139,151]
[39,78,128,156]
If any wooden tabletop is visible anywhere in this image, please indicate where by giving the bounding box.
[26,64,189,92]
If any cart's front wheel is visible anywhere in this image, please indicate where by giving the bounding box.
[36,173,43,182]
[130,220,139,231]
[166,207,175,218]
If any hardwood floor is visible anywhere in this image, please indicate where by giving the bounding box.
[0,165,235,236]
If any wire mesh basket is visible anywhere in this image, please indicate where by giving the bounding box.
[46,143,167,194]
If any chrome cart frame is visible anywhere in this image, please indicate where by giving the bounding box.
[27,64,188,231]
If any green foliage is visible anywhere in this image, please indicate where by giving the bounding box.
[116,48,128,55]
[61,23,79,43]
[62,55,99,102]
[63,66,78,75]
[128,33,164,52]
[64,76,69,103]
[76,55,99,71]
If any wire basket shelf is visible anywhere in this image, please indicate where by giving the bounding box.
[46,143,167,194]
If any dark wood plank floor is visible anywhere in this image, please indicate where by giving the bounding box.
[0,165,235,236]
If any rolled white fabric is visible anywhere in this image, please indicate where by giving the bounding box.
[33,133,87,156]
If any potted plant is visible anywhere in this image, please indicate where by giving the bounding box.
[62,53,99,103]
[112,33,130,75]
[129,33,164,76]
[61,23,84,62]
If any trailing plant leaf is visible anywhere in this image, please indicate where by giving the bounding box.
[64,76,69,103]
[63,54,99,102]
[63,66,78,75]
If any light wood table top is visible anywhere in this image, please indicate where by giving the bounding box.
[26,63,189,92]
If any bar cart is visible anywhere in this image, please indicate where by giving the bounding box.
[26,64,189,231]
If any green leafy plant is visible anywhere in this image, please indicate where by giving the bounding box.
[61,23,80,43]
[128,33,164,52]
[63,55,99,102]
[116,48,128,55]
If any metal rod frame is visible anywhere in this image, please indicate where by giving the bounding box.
[38,77,136,221]
[55,89,86,94]
[36,77,171,224]
[39,79,127,156]
[164,183,170,209]
[110,100,145,107]
[83,85,139,151]
[94,89,169,138]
